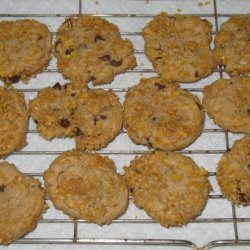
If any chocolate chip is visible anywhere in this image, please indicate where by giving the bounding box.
[53,82,61,90]
[239,192,248,203]
[65,49,73,55]
[60,118,70,128]
[0,184,6,192]
[154,83,165,90]
[89,76,96,81]
[155,57,162,60]
[195,70,199,77]
[247,109,250,115]
[152,117,156,121]
[95,35,105,42]
[64,84,68,90]
[34,119,38,124]
[100,115,107,120]
[7,75,20,83]
[71,93,76,97]
[110,59,122,67]
[155,48,162,51]
[99,55,110,61]
[55,40,61,47]
[169,16,177,19]
[94,116,98,125]
[134,169,141,174]
[75,127,82,136]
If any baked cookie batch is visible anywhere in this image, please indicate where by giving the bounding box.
[0,13,249,244]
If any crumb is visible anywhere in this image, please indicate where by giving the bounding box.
[95,0,99,5]
[141,63,144,67]
[204,1,210,5]
[177,8,182,13]
[145,0,149,3]
[198,2,204,7]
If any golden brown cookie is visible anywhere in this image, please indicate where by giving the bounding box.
[44,150,128,224]
[214,15,250,76]
[29,82,122,150]
[124,151,212,227]
[202,76,250,134]
[0,87,29,157]
[143,13,215,83]
[123,77,205,150]
[0,162,46,244]
[0,19,52,84]
[217,136,250,206]
[54,15,136,85]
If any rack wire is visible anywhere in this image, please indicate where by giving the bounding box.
[1,0,249,249]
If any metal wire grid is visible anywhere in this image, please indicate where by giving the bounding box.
[0,0,249,249]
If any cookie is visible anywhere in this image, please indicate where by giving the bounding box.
[54,15,136,85]
[0,87,29,157]
[143,13,215,83]
[0,19,52,84]
[217,136,250,205]
[29,82,122,150]
[202,76,250,134]
[44,150,128,224]
[123,77,205,150]
[124,151,211,227]
[214,15,250,76]
[0,162,46,244]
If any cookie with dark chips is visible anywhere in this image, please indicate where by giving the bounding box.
[0,19,52,84]
[54,15,136,85]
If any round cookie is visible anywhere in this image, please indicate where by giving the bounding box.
[124,151,211,227]
[143,12,215,83]
[214,15,250,76]
[54,15,136,85]
[0,19,52,84]
[0,87,29,157]
[29,82,122,150]
[202,76,250,134]
[44,150,128,224]
[123,77,205,150]
[0,162,46,244]
[217,136,250,206]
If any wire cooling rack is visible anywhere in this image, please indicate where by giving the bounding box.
[0,0,249,249]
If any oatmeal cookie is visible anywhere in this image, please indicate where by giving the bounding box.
[124,151,212,227]
[0,162,46,244]
[54,15,136,85]
[44,150,128,224]
[143,13,215,83]
[0,19,52,84]
[123,77,205,150]
[0,87,29,157]
[202,76,250,133]
[29,82,122,150]
[217,136,250,206]
[214,15,250,76]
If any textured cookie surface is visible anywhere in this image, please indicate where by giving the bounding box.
[54,15,136,85]
[0,87,29,157]
[217,136,250,205]
[0,162,46,244]
[202,76,250,133]
[0,19,52,84]
[214,15,250,76]
[143,13,215,82]
[44,150,128,224]
[123,77,204,150]
[29,82,122,150]
[124,151,211,227]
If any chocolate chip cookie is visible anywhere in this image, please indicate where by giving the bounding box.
[124,151,212,227]
[0,87,29,157]
[54,15,136,85]
[0,162,46,244]
[214,15,250,76]
[202,76,250,134]
[0,19,52,84]
[143,13,215,83]
[123,77,205,150]
[217,136,250,206]
[44,150,128,224]
[29,82,122,150]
